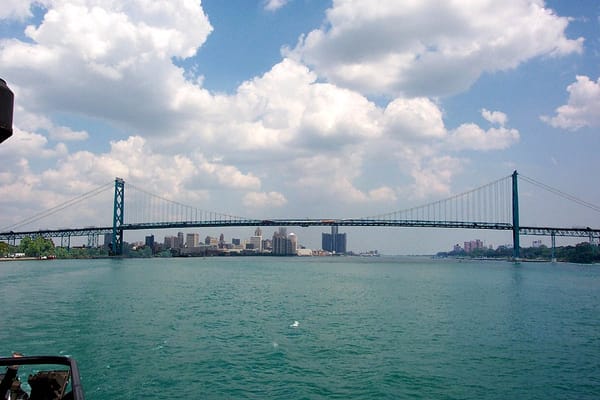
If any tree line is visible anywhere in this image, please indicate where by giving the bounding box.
[437,242,600,264]
[1,236,164,259]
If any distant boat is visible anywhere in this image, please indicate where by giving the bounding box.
[359,251,380,257]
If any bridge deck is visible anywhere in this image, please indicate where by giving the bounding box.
[1,220,599,241]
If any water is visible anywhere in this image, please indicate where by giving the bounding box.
[1,257,599,399]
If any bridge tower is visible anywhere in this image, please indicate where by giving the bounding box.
[111,178,124,256]
[512,170,520,259]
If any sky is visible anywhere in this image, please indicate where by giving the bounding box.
[0,0,599,254]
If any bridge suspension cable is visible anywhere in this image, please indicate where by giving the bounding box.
[125,183,249,226]
[519,174,600,214]
[0,181,114,232]
[364,174,513,225]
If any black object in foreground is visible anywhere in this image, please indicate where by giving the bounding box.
[0,78,14,144]
[0,356,84,400]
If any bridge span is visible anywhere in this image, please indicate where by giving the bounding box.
[1,171,599,258]
[2,220,598,254]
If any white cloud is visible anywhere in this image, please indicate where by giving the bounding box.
[408,156,464,199]
[194,154,261,191]
[0,0,38,19]
[383,97,446,140]
[368,187,397,202]
[49,127,88,141]
[445,108,518,151]
[12,105,89,141]
[448,124,520,151]
[0,128,68,159]
[481,109,508,126]
[264,0,289,12]
[0,1,529,229]
[243,191,288,208]
[541,75,600,130]
[289,0,583,97]
[0,0,213,135]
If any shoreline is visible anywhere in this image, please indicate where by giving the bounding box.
[0,257,42,262]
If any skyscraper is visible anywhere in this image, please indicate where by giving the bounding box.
[145,235,155,253]
[272,227,297,255]
[250,227,263,252]
[164,236,177,249]
[186,233,199,248]
[322,226,346,254]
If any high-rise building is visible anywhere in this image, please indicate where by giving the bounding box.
[288,233,297,254]
[272,228,287,255]
[249,227,263,252]
[164,236,177,249]
[272,227,297,255]
[145,235,155,248]
[322,226,347,254]
[205,236,218,246]
[464,239,483,253]
[262,238,272,251]
[177,232,184,248]
[186,233,199,248]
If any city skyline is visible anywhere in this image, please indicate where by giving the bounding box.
[113,226,538,256]
[0,1,599,254]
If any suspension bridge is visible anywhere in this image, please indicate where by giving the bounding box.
[1,171,599,258]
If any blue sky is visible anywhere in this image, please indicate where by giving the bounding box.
[0,0,599,253]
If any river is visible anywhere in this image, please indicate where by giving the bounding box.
[1,256,598,399]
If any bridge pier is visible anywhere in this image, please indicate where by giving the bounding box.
[111,178,125,256]
[61,235,71,250]
[512,170,520,260]
[87,233,99,248]
[551,231,556,263]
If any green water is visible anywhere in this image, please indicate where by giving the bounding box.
[1,257,598,399]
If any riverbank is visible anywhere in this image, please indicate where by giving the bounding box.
[0,257,42,262]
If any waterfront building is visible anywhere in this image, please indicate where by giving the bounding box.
[272,227,297,255]
[186,233,199,248]
[263,238,272,251]
[288,233,297,254]
[249,227,263,252]
[297,248,312,256]
[145,235,154,248]
[464,239,484,253]
[249,236,262,251]
[177,232,184,248]
[322,226,347,254]
[272,228,287,255]
[164,236,177,249]
[205,236,218,246]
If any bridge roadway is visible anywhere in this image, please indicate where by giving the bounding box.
[1,219,599,241]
